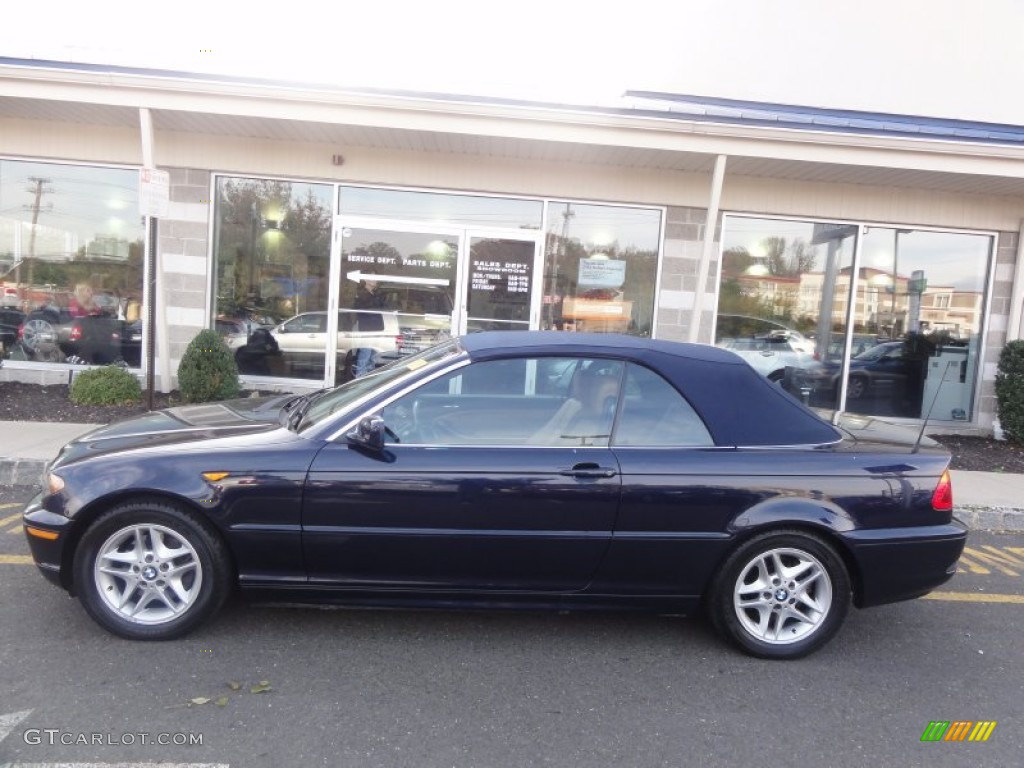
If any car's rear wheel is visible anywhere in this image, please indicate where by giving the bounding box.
[846,375,868,400]
[73,500,232,640]
[709,531,850,659]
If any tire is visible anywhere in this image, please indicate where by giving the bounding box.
[708,530,850,659]
[72,500,232,640]
[767,370,785,384]
[846,375,868,400]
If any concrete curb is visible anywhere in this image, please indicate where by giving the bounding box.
[957,506,1024,533]
[2,455,1023,532]
[0,458,46,487]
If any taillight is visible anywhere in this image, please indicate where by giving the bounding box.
[69,324,82,341]
[932,469,953,512]
[395,334,404,347]
[17,323,24,339]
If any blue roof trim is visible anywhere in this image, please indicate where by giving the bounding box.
[4,57,1022,147]
[624,91,1024,146]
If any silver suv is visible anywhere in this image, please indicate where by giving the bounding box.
[271,310,401,376]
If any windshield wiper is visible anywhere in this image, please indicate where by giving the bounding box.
[280,389,328,431]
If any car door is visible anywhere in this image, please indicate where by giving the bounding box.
[592,362,744,595]
[302,356,623,591]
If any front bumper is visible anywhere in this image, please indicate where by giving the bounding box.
[22,491,73,590]
[842,519,968,608]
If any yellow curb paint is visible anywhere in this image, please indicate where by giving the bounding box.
[961,546,1020,577]
[0,555,33,565]
[0,512,22,528]
[956,552,991,575]
[924,591,1024,604]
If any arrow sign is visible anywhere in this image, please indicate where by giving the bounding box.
[346,270,449,287]
[0,709,32,744]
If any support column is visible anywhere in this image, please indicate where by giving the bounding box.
[139,107,172,393]
[1008,218,1024,342]
[688,154,727,343]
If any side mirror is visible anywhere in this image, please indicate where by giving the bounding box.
[346,415,386,453]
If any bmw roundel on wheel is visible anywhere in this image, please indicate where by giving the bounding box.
[23,331,966,659]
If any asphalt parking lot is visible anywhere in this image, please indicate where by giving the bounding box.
[1,484,1022,768]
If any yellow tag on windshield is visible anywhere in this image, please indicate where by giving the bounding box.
[407,359,427,370]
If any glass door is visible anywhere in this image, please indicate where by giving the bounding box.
[330,219,543,384]
[333,219,461,382]
[461,231,542,333]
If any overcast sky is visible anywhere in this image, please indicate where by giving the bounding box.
[4,0,1023,124]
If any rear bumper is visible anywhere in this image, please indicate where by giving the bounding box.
[842,519,968,608]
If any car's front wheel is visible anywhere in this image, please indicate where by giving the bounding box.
[73,500,232,640]
[709,531,850,659]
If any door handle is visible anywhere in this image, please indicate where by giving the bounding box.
[559,463,617,478]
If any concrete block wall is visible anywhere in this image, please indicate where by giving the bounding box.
[655,206,719,344]
[158,168,212,389]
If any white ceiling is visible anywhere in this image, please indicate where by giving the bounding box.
[3,94,1024,197]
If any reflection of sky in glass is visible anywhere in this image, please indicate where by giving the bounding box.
[0,160,142,259]
[724,216,991,291]
[860,227,991,292]
[340,186,543,229]
[547,202,662,252]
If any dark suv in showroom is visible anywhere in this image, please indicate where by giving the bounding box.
[17,306,124,364]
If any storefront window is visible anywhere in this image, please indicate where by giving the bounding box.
[211,177,332,380]
[716,215,992,422]
[0,160,144,366]
[541,202,661,336]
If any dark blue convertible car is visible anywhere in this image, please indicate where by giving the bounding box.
[23,332,966,658]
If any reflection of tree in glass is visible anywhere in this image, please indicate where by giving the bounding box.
[214,179,331,322]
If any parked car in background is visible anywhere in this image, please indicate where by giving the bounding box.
[23,332,965,659]
[17,306,123,364]
[271,310,401,377]
[215,318,249,350]
[2,284,20,308]
[718,330,814,382]
[785,340,915,404]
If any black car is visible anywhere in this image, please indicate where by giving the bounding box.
[0,307,25,354]
[17,306,124,364]
[22,332,965,659]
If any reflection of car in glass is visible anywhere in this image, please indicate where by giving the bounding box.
[17,307,124,364]
[24,332,964,659]
[2,285,20,308]
[271,310,401,376]
[215,319,249,350]
[718,331,814,382]
[825,334,885,362]
[785,341,914,403]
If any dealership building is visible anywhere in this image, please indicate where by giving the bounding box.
[2,57,1023,433]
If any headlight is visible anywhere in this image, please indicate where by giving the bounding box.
[46,472,65,495]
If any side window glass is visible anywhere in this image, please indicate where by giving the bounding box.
[380,357,623,446]
[613,364,713,447]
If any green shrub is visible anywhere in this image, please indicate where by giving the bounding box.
[70,365,143,405]
[995,339,1024,443]
[177,328,240,403]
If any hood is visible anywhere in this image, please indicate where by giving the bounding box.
[50,394,299,470]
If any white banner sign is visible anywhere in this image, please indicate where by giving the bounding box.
[138,168,170,218]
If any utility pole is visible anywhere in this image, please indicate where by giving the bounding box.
[22,176,54,300]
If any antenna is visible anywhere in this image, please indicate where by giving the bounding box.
[912,360,958,454]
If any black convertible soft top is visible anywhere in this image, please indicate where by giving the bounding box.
[463,331,842,448]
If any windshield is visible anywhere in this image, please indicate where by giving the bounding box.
[297,339,463,431]
[854,343,900,362]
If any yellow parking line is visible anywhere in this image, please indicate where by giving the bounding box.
[0,555,33,565]
[0,503,22,510]
[0,512,22,528]
[9,524,23,534]
[924,591,1024,604]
